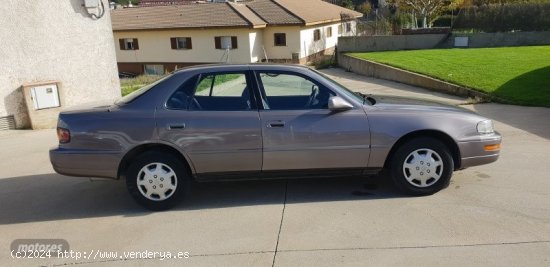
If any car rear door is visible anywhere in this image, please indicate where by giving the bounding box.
[253,69,371,176]
[156,69,262,179]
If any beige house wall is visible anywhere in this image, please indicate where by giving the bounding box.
[262,26,302,60]
[0,0,120,129]
[112,21,357,70]
[114,28,255,64]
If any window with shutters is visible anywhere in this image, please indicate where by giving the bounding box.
[313,29,321,41]
[119,38,139,50]
[171,37,192,50]
[326,27,332,37]
[214,36,237,50]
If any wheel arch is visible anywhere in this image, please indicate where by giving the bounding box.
[117,143,195,180]
[384,130,461,170]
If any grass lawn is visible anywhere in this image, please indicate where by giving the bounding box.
[349,46,550,107]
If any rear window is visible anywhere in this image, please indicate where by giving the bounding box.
[115,75,171,105]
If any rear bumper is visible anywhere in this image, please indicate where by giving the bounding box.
[457,132,502,169]
[49,147,120,179]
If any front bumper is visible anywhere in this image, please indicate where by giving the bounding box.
[49,147,120,179]
[457,132,502,169]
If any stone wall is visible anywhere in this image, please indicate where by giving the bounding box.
[338,31,550,52]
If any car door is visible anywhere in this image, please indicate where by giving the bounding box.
[157,70,262,179]
[254,70,371,175]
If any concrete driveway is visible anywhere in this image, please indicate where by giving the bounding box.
[1,68,549,266]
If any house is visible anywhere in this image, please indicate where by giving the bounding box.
[0,0,120,129]
[111,0,362,75]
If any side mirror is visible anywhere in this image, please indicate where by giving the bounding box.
[328,96,353,111]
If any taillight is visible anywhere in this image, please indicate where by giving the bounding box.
[57,127,71,143]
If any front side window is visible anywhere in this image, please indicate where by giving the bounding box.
[190,72,252,111]
[257,72,335,110]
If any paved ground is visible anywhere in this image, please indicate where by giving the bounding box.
[1,69,549,266]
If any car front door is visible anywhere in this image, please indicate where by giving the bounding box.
[157,70,262,179]
[254,70,371,176]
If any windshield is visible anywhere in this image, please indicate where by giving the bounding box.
[115,75,171,105]
[311,69,368,105]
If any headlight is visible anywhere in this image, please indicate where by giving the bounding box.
[477,120,494,134]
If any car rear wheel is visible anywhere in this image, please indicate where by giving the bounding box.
[390,137,454,195]
[126,151,190,210]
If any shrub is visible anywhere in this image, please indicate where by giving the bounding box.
[453,2,550,32]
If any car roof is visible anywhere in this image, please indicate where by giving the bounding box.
[173,63,312,74]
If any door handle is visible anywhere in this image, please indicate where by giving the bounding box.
[267,121,285,128]
[167,123,186,130]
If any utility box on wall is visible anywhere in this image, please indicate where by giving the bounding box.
[22,81,63,129]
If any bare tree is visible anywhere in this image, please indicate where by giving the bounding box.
[387,0,463,28]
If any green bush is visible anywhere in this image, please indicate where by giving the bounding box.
[454,2,550,32]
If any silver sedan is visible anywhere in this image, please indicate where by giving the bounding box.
[50,64,502,210]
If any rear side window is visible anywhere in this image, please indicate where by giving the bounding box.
[189,72,254,111]
[165,76,198,110]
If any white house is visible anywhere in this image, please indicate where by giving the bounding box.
[111,0,362,75]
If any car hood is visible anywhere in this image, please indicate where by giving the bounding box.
[368,95,476,114]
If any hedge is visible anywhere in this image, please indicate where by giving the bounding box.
[453,2,550,32]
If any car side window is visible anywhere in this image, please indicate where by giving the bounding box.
[257,72,335,110]
[189,72,253,111]
[165,75,198,110]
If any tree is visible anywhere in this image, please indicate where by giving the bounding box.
[387,0,464,28]
[358,2,373,15]
[342,0,356,10]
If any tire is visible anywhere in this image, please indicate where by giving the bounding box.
[390,137,454,195]
[126,151,190,210]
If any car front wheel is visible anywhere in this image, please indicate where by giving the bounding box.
[126,151,189,210]
[390,137,454,195]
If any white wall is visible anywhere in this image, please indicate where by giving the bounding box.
[114,28,255,64]
[0,0,120,129]
[299,22,352,58]
[249,30,264,63]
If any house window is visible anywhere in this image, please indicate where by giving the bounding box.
[338,24,343,35]
[215,36,238,50]
[144,64,164,75]
[274,33,286,46]
[326,27,332,37]
[345,22,352,33]
[171,37,192,49]
[313,29,321,41]
[119,38,139,50]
